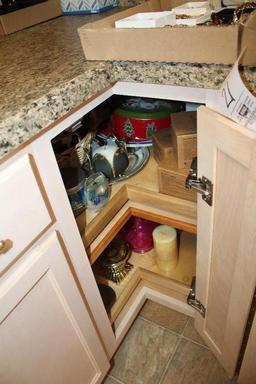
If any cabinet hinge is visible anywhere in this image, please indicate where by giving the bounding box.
[185,157,213,207]
[187,276,206,318]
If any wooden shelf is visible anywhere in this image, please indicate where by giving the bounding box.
[86,198,196,265]
[75,153,159,235]
[94,267,141,325]
[130,231,196,287]
[94,231,196,325]
[77,151,197,331]
[76,154,197,248]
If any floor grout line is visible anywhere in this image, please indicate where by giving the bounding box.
[106,374,127,384]
[158,335,183,384]
[181,316,190,336]
[181,334,210,349]
[139,314,210,349]
[138,315,184,338]
[109,307,216,384]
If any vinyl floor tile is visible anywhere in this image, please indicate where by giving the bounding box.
[183,317,207,346]
[103,376,124,384]
[139,300,189,334]
[110,317,179,384]
[161,338,229,384]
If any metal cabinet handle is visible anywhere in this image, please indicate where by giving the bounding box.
[0,240,6,254]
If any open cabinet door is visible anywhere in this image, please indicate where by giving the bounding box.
[195,106,256,378]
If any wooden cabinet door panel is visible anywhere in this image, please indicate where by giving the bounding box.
[0,231,109,384]
[195,106,256,377]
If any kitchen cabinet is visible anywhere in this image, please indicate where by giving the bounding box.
[1,82,255,383]
[78,86,256,382]
[82,101,256,379]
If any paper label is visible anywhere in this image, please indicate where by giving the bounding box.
[206,56,256,131]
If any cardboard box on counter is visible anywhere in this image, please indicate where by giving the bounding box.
[78,0,256,65]
[0,0,61,35]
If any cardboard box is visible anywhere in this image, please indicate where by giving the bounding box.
[158,151,197,202]
[171,111,197,168]
[0,0,61,35]
[152,128,173,163]
[78,0,256,65]
[60,0,118,14]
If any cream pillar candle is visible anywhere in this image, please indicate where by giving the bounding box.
[152,225,178,272]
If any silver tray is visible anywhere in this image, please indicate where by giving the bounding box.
[110,147,150,185]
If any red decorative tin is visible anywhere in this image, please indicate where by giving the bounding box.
[112,113,170,141]
[111,98,184,141]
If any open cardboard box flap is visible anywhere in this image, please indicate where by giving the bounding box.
[78,0,256,65]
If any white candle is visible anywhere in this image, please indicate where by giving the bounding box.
[152,225,178,271]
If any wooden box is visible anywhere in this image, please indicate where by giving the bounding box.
[158,152,197,202]
[171,111,197,169]
[0,0,61,36]
[152,128,173,164]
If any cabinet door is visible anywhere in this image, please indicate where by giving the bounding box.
[195,106,256,377]
[0,231,110,384]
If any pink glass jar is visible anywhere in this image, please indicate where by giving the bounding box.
[121,217,158,253]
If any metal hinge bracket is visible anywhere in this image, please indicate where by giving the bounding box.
[185,157,213,207]
[187,276,206,318]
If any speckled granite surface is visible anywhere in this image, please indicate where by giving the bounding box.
[0,8,256,159]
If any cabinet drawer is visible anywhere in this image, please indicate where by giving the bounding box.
[0,154,53,273]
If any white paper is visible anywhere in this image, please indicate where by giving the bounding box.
[206,55,256,131]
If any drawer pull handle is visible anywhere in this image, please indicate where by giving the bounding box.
[0,239,13,254]
[0,240,7,254]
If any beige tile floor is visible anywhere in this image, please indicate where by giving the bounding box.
[104,300,235,384]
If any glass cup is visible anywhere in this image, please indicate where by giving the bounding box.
[85,172,110,213]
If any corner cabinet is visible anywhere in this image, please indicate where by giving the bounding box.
[1,83,256,383]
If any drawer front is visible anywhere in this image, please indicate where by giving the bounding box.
[0,154,53,273]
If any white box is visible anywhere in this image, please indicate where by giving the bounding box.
[115,11,176,28]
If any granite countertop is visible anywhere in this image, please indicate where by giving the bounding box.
[1,9,256,159]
